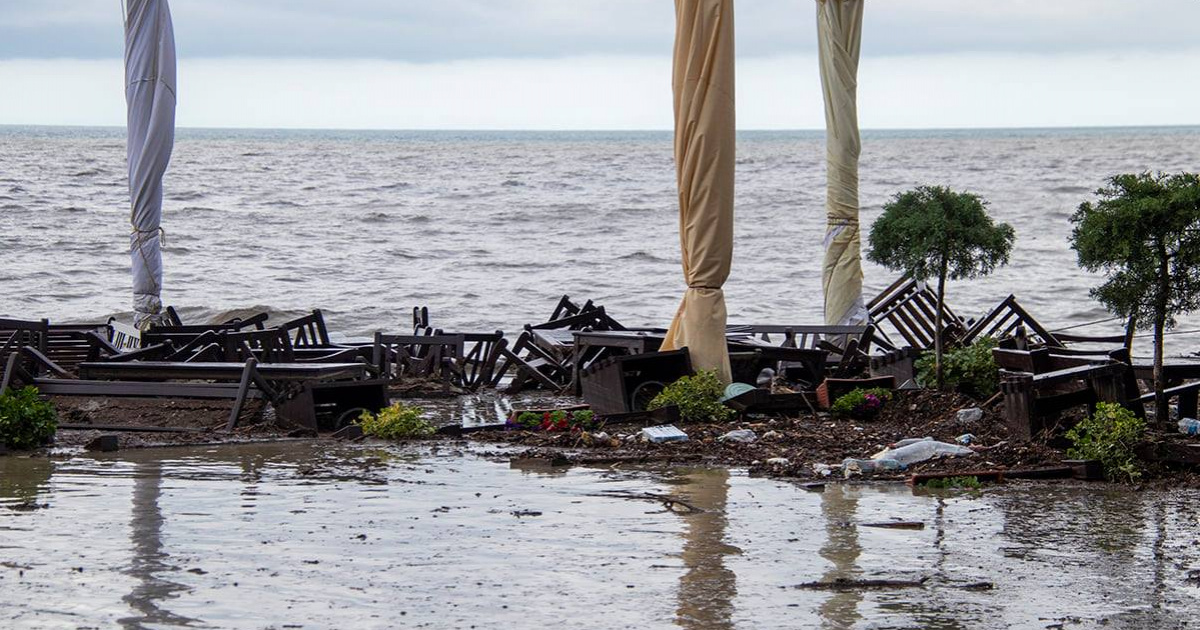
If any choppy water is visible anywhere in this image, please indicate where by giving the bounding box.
[2,125,1199,346]
[2,442,1199,629]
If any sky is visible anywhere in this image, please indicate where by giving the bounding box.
[1,0,1199,130]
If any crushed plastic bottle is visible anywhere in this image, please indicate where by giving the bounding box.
[1179,418,1200,436]
[956,408,984,424]
[718,429,758,443]
[875,440,974,467]
[842,457,903,477]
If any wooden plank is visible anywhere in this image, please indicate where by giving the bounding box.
[78,361,366,382]
[35,378,260,399]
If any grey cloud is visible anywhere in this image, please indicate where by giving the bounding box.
[1,0,1198,60]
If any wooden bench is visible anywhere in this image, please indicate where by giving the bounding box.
[995,347,1140,440]
[75,359,374,430]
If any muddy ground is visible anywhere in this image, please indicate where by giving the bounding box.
[34,387,1200,486]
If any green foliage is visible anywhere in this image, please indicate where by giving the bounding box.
[0,386,58,450]
[1071,172,1200,330]
[357,402,435,440]
[830,388,892,419]
[515,411,543,429]
[921,475,982,490]
[1066,402,1146,482]
[868,186,1015,286]
[868,185,1015,388]
[1070,172,1200,422]
[915,337,1000,399]
[648,370,737,424]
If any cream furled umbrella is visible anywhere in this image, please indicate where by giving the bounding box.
[817,0,867,327]
[124,0,176,329]
[660,0,736,383]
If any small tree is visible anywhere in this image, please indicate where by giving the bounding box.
[868,186,1015,388]
[1070,172,1200,425]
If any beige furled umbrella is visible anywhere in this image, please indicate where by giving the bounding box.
[661,0,736,383]
[817,0,867,327]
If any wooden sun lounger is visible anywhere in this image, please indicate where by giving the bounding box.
[868,277,967,351]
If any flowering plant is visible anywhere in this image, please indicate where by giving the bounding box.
[508,409,597,432]
[830,388,892,420]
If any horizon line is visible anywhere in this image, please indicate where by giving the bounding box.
[4,122,1199,134]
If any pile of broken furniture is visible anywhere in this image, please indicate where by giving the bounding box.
[0,308,390,434]
[3,277,1197,456]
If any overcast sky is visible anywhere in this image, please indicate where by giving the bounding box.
[2,0,1198,130]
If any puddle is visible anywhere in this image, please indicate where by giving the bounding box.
[1,442,1199,628]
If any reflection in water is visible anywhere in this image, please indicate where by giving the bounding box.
[818,484,862,630]
[0,455,53,507]
[119,462,196,628]
[676,468,738,630]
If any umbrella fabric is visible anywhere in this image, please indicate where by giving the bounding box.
[660,0,736,383]
[817,0,867,326]
[125,0,176,329]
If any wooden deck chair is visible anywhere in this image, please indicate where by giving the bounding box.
[373,333,465,387]
[867,277,967,351]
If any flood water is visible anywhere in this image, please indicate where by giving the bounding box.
[2,442,1198,629]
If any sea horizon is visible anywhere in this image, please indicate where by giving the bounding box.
[3,122,1199,137]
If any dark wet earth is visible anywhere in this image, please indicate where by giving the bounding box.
[2,442,1199,629]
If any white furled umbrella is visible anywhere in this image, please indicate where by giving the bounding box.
[660,0,736,383]
[816,0,867,327]
[124,0,176,329]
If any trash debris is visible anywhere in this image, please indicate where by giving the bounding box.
[640,425,689,443]
[755,368,776,387]
[792,576,929,590]
[765,457,790,466]
[720,382,757,402]
[762,430,782,440]
[860,521,925,530]
[718,429,757,443]
[955,433,977,445]
[956,407,984,424]
[1179,417,1200,436]
[812,463,836,477]
[842,458,903,477]
[876,439,975,467]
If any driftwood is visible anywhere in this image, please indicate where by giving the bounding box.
[793,577,929,591]
[592,490,705,514]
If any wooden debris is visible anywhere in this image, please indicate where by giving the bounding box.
[793,576,929,590]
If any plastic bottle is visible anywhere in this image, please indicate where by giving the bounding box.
[1179,418,1200,436]
[842,457,903,477]
[878,440,974,467]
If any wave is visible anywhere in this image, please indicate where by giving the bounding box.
[71,169,102,177]
[618,251,672,263]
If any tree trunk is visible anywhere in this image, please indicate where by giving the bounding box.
[1154,240,1169,427]
[935,265,947,390]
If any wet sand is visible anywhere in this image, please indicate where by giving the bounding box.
[2,441,1198,629]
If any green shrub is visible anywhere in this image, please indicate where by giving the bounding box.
[357,402,435,439]
[648,370,736,424]
[830,388,892,419]
[1066,402,1146,482]
[0,386,58,450]
[916,337,999,399]
[921,475,982,489]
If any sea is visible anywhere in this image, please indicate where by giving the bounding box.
[2,125,1199,352]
